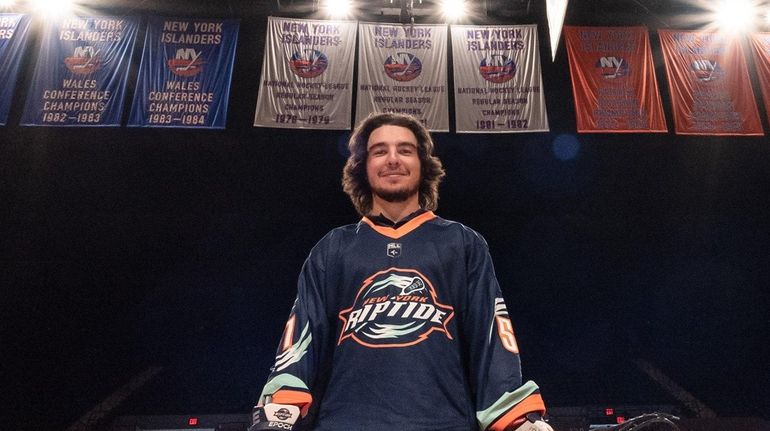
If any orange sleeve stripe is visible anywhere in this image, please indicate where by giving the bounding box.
[272,389,313,417]
[488,393,546,431]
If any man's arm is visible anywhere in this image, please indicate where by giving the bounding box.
[462,230,549,431]
[250,247,329,431]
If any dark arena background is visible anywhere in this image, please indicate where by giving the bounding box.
[2,0,769,430]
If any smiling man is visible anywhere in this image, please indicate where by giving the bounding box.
[364,124,422,217]
[250,113,552,431]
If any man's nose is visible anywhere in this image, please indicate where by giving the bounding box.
[386,149,400,164]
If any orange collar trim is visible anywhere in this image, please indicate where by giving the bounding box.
[361,211,436,239]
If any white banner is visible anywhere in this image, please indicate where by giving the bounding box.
[356,22,449,131]
[451,24,549,133]
[254,17,356,130]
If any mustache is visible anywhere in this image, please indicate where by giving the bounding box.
[379,169,409,176]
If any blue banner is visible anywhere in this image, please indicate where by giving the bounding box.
[0,14,31,126]
[20,16,138,127]
[128,17,239,129]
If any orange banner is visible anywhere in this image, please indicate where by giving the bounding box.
[749,33,770,125]
[659,30,763,136]
[564,26,667,133]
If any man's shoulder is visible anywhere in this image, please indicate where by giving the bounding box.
[318,221,360,239]
[430,214,476,231]
[311,220,368,247]
[429,215,489,244]
[304,222,361,264]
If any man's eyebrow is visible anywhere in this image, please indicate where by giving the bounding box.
[367,141,417,150]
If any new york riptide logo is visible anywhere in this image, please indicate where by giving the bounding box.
[338,268,454,348]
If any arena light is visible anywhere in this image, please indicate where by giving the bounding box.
[711,0,757,33]
[321,0,353,19]
[440,0,467,21]
[31,0,75,17]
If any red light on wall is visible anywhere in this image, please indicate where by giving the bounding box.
[605,408,614,416]
[616,416,626,424]
[188,417,198,426]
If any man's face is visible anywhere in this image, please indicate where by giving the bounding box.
[366,124,421,204]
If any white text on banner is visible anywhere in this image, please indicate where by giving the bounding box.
[0,14,31,126]
[659,30,762,136]
[20,16,138,127]
[128,17,240,129]
[749,33,770,127]
[564,26,667,133]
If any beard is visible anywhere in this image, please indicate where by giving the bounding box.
[371,182,419,203]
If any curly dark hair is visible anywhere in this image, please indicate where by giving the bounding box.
[342,113,445,216]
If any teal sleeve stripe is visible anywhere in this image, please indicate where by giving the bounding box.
[259,373,310,402]
[476,380,540,431]
[274,323,312,372]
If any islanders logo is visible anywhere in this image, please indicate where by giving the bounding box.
[167,48,205,77]
[384,52,422,82]
[64,46,103,75]
[479,54,516,83]
[338,268,454,348]
[289,49,328,78]
[690,59,724,82]
[596,56,630,79]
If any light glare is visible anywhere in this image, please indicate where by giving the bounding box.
[322,0,352,18]
[441,0,466,21]
[0,0,17,8]
[712,0,756,33]
[32,0,75,16]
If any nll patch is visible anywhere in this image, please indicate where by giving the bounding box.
[386,242,402,258]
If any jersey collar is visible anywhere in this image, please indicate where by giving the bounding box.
[361,210,437,239]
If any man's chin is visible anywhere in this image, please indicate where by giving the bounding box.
[373,188,418,203]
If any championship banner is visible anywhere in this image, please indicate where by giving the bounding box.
[20,16,138,126]
[659,30,763,136]
[451,24,549,133]
[254,17,356,130]
[128,17,239,129]
[564,26,667,133]
[356,22,449,132]
[749,33,770,125]
[0,14,31,126]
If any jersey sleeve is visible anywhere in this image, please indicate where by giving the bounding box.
[463,230,546,431]
[257,241,331,420]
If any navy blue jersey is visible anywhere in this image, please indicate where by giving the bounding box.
[258,212,545,431]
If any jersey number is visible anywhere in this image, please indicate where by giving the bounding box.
[281,315,296,351]
[496,316,519,354]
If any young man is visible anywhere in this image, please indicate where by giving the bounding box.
[250,113,552,431]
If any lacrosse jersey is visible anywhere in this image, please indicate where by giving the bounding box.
[258,211,545,431]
